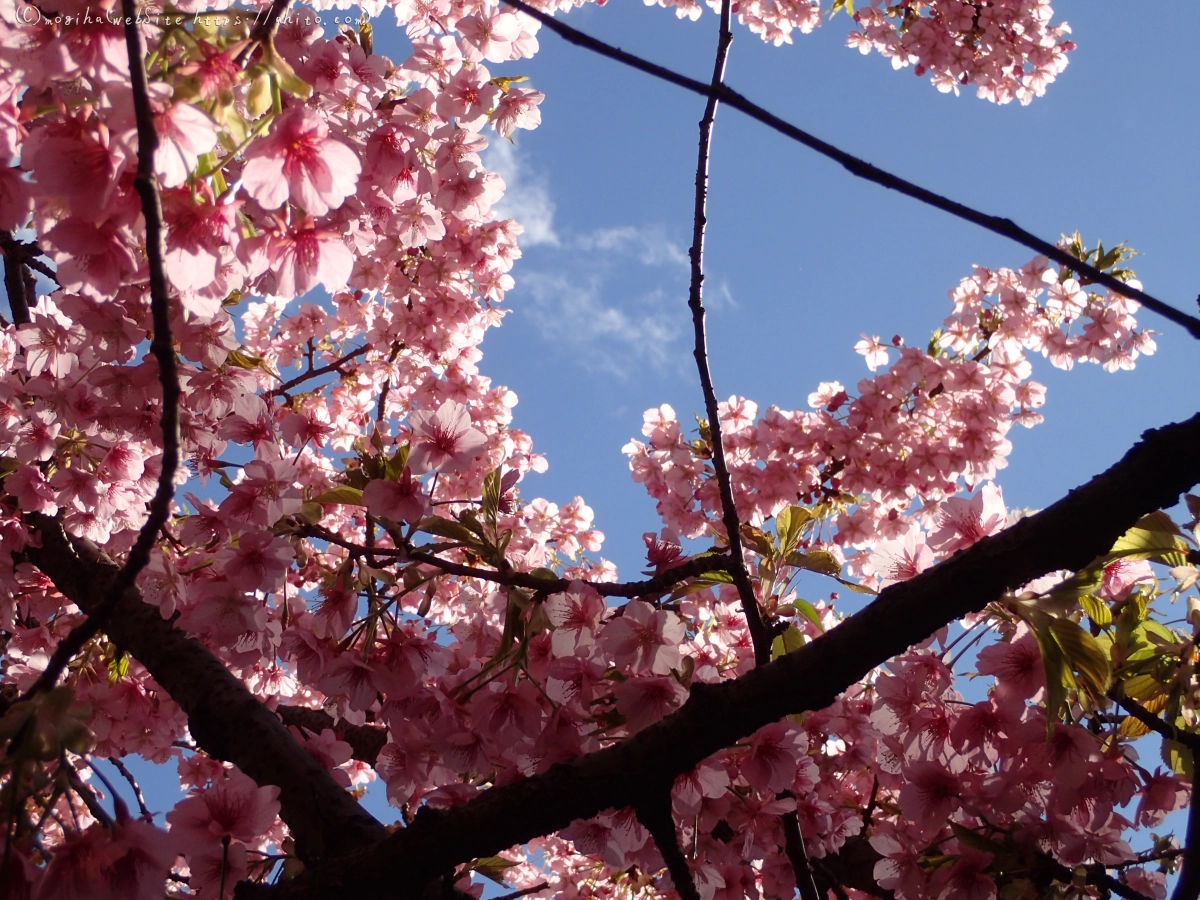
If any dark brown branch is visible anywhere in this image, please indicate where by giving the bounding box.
[636,794,700,900]
[236,0,294,65]
[781,805,821,900]
[500,0,1200,341]
[22,517,387,863]
[269,344,369,397]
[276,705,389,766]
[1172,767,1200,900]
[492,884,550,900]
[20,0,182,702]
[1,229,33,325]
[681,0,770,667]
[1111,688,1200,753]
[247,411,1200,899]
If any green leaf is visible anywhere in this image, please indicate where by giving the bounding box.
[1108,512,1190,567]
[107,652,129,685]
[1031,620,1072,727]
[458,509,487,540]
[1122,673,1166,703]
[771,624,806,660]
[1163,738,1195,779]
[226,349,267,371]
[775,506,811,558]
[299,501,324,525]
[786,550,841,577]
[261,40,312,99]
[315,486,365,506]
[482,468,502,529]
[471,856,519,887]
[1079,594,1112,628]
[949,822,1007,855]
[1046,616,1111,702]
[740,524,775,558]
[417,516,482,545]
[791,598,824,632]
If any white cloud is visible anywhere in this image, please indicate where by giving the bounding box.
[485,143,699,378]
[575,226,689,268]
[484,139,559,247]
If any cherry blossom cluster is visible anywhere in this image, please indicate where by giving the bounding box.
[847,0,1075,104]
[623,255,1155,553]
[0,0,1176,897]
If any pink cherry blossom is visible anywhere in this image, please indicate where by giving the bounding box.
[241,106,361,216]
[362,467,429,524]
[406,400,488,475]
[166,769,281,849]
[601,600,685,675]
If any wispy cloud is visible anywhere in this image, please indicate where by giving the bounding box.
[518,274,685,376]
[486,141,697,378]
[484,139,559,247]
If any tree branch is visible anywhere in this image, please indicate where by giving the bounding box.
[269,344,369,397]
[276,706,389,766]
[1172,759,1200,900]
[106,755,154,822]
[246,410,1200,899]
[21,517,387,863]
[19,0,182,702]
[301,523,733,598]
[499,0,1200,341]
[1111,687,1200,754]
[0,229,33,326]
[636,793,700,900]
[681,0,771,667]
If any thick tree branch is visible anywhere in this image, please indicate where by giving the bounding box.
[276,706,389,766]
[681,0,771,666]
[500,0,1200,341]
[22,518,387,862]
[1172,755,1200,900]
[248,411,1200,899]
[236,0,294,66]
[20,0,182,701]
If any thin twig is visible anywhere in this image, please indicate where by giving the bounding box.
[300,522,733,597]
[500,0,1200,341]
[107,756,154,822]
[20,0,180,701]
[681,0,771,666]
[376,341,405,422]
[1111,688,1200,753]
[781,803,822,900]
[269,344,369,397]
[492,883,550,900]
